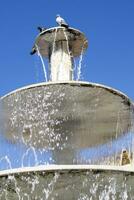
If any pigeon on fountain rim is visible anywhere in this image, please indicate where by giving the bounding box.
[37,26,47,33]
[56,14,69,28]
[30,27,47,55]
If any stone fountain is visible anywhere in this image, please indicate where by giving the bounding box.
[0,20,134,199]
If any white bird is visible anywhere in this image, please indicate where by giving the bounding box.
[56,14,69,28]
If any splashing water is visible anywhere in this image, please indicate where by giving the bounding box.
[35,44,48,82]
[0,83,134,167]
[63,29,70,56]
[63,28,73,77]
[76,41,85,81]
[0,69,134,199]
[0,170,134,199]
[49,28,58,81]
[43,172,60,200]
[52,28,63,80]
[0,156,12,170]
[34,55,40,83]
[21,146,38,167]
[72,58,76,80]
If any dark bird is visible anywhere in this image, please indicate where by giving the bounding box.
[37,26,47,33]
[56,14,69,28]
[30,46,37,55]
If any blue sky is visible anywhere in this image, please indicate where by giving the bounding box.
[0,0,134,100]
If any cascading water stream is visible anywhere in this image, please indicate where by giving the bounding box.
[76,41,86,81]
[21,146,38,167]
[35,44,48,82]
[0,156,12,170]
[63,28,73,79]
[43,172,60,200]
[52,28,58,54]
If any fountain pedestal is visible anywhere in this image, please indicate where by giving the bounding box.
[50,44,73,81]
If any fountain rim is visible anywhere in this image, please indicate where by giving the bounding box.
[0,164,133,177]
[35,26,87,39]
[35,26,88,58]
[0,81,133,105]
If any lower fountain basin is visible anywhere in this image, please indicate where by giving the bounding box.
[0,165,134,199]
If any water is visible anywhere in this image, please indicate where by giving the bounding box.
[50,28,74,81]
[21,146,38,167]
[63,28,85,81]
[52,28,58,56]
[0,156,12,170]
[0,84,134,199]
[63,29,73,80]
[0,170,134,199]
[36,44,48,82]
[33,28,86,82]
[50,28,85,81]
[76,41,86,81]
[0,83,134,168]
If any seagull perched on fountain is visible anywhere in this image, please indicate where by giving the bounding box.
[56,14,69,28]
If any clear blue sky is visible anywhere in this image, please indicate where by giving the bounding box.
[0,0,134,101]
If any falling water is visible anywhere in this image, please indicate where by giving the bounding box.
[0,156,12,170]
[0,169,134,199]
[77,41,85,81]
[52,28,58,55]
[73,58,77,80]
[48,28,58,81]
[21,146,38,167]
[0,79,134,199]
[52,27,64,80]
[34,55,41,83]
[36,44,48,82]
[63,28,70,56]
[43,172,60,199]
[63,28,73,78]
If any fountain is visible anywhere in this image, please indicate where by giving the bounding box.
[0,18,134,199]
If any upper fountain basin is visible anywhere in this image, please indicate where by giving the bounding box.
[0,81,133,150]
[34,27,88,57]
